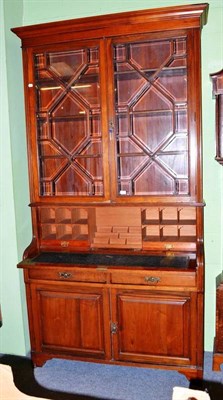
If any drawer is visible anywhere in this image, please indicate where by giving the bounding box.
[111,269,196,287]
[28,267,108,283]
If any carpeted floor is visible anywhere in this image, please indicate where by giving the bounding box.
[34,358,188,400]
[0,352,223,400]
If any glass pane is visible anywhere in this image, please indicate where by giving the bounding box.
[35,47,103,196]
[114,37,188,196]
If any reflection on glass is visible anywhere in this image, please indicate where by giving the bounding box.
[35,47,103,196]
[114,38,188,196]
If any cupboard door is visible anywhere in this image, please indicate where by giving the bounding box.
[29,40,109,201]
[108,32,199,202]
[29,283,110,360]
[111,288,197,366]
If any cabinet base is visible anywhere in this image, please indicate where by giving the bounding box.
[31,351,203,380]
[213,339,223,371]
[213,353,223,371]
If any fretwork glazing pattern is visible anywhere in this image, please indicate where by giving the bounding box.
[114,37,189,196]
[35,47,103,196]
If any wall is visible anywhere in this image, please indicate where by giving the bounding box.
[1,0,223,355]
[0,0,30,355]
[201,0,223,352]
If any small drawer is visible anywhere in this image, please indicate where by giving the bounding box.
[111,270,196,287]
[28,267,108,283]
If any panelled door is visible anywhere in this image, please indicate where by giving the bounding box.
[29,282,111,359]
[110,288,197,366]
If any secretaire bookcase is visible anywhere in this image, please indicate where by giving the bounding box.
[12,3,208,379]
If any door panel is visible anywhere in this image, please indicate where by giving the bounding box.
[111,288,197,366]
[31,283,109,359]
[31,40,110,201]
[113,38,188,197]
[108,33,196,202]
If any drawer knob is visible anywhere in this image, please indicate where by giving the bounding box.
[144,276,160,284]
[59,272,72,279]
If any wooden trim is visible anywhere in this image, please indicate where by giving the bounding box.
[12,4,209,46]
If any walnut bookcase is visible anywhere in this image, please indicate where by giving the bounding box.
[12,3,208,379]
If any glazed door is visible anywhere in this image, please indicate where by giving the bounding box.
[26,39,110,202]
[29,282,111,360]
[111,288,197,366]
[25,31,201,203]
[108,31,200,203]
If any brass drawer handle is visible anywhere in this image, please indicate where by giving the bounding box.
[59,272,72,279]
[144,276,161,284]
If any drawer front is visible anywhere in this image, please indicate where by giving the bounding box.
[28,267,108,283]
[111,270,196,287]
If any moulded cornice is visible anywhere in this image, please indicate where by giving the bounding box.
[11,3,209,47]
